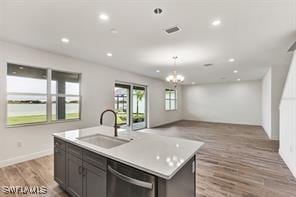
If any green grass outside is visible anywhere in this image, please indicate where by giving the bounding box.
[8,112,143,126]
[117,112,144,125]
[7,113,80,126]
[117,113,127,125]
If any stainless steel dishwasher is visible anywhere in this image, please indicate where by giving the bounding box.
[107,160,156,197]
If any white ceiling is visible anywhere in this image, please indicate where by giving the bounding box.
[1,0,295,84]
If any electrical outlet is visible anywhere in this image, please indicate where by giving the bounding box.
[17,141,23,148]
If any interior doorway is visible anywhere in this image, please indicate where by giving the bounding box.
[114,83,147,131]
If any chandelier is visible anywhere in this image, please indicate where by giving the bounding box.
[166,56,185,87]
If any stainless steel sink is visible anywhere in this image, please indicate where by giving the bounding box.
[78,134,130,149]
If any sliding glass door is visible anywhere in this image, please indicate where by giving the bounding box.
[114,83,147,130]
[114,84,130,127]
[132,85,146,130]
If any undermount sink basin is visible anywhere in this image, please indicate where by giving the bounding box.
[78,134,130,149]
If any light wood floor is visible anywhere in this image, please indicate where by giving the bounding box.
[1,120,296,197]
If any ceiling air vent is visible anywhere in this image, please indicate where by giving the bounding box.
[203,63,213,67]
[164,25,181,35]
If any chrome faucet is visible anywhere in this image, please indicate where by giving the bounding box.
[100,109,118,137]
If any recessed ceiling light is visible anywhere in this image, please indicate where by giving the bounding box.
[228,58,235,62]
[211,19,221,26]
[61,38,70,43]
[154,8,163,14]
[237,78,241,81]
[156,70,160,73]
[19,66,24,70]
[12,71,17,74]
[233,70,238,73]
[191,82,196,85]
[99,13,109,21]
[106,52,112,57]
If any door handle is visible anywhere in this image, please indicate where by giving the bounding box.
[108,165,153,190]
[192,161,196,174]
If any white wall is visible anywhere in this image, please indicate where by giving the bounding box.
[182,81,262,125]
[0,41,182,167]
[271,65,290,140]
[261,64,290,140]
[279,51,296,178]
[262,68,272,138]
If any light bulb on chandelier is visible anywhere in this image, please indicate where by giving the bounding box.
[166,56,185,87]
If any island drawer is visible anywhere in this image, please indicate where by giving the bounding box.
[83,150,107,171]
[54,138,65,151]
[67,143,82,159]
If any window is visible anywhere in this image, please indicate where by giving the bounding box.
[51,71,81,121]
[6,63,81,126]
[7,64,48,126]
[165,89,177,111]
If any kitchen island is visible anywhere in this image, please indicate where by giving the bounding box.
[53,126,203,197]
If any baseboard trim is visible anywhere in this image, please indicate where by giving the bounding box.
[152,120,182,128]
[182,119,261,127]
[262,126,272,139]
[279,149,296,178]
[0,149,53,168]
[183,118,262,127]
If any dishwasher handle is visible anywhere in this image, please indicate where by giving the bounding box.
[108,165,153,190]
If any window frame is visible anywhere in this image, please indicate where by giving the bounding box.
[165,88,177,111]
[5,62,82,127]
[50,68,82,123]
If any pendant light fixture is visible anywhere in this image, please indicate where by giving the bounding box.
[166,56,185,87]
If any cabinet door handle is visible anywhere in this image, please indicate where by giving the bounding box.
[78,166,82,174]
[192,161,196,174]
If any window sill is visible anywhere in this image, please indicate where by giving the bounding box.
[5,118,82,128]
[165,109,177,111]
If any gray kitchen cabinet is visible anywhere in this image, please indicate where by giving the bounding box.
[54,147,66,189]
[54,138,66,189]
[158,156,195,197]
[83,162,106,197]
[54,138,106,197]
[66,154,83,197]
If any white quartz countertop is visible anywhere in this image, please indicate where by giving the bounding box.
[53,126,204,180]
